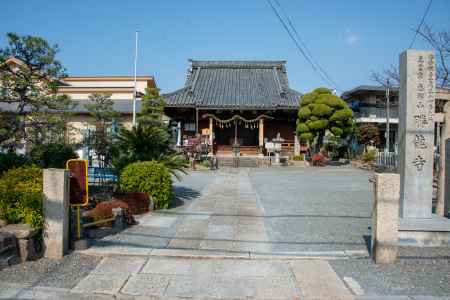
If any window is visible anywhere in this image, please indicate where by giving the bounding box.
[184,122,196,132]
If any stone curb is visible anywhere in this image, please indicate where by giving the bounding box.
[2,283,449,300]
[79,248,369,260]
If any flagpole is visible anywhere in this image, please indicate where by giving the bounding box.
[132,30,139,127]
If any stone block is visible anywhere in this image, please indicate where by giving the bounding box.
[437,102,450,217]
[0,231,16,252]
[371,173,400,264]
[18,238,37,262]
[0,223,38,239]
[398,50,435,219]
[121,274,169,297]
[290,260,352,299]
[71,273,130,295]
[43,169,70,260]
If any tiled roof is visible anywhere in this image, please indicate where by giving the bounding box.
[163,60,302,109]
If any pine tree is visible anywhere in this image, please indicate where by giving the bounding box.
[296,88,354,152]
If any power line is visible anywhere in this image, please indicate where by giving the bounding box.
[272,0,339,89]
[409,0,433,48]
[265,0,338,91]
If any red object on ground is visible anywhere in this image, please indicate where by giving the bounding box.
[112,192,151,215]
[312,152,326,166]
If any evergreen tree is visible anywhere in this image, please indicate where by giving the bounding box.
[84,93,119,167]
[0,33,74,150]
[296,88,353,151]
[138,87,166,126]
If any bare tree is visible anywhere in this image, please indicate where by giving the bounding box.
[371,25,449,88]
[417,25,449,88]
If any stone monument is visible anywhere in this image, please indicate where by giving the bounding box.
[397,50,450,246]
[398,50,435,219]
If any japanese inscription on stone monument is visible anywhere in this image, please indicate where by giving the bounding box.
[399,50,435,219]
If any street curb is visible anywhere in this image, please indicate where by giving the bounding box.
[78,248,369,260]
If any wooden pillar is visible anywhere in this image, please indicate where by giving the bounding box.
[195,108,199,134]
[209,117,213,145]
[259,118,264,147]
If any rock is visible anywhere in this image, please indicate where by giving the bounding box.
[0,232,19,269]
[0,223,38,239]
[18,238,38,262]
[0,219,6,228]
[0,232,17,254]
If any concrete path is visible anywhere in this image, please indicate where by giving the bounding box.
[0,256,374,299]
[2,255,449,299]
[84,167,373,257]
[1,167,449,299]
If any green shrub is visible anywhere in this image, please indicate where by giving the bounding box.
[299,132,314,141]
[311,103,333,117]
[330,108,354,121]
[298,106,311,120]
[0,165,43,228]
[292,155,304,161]
[330,126,344,137]
[296,123,310,133]
[120,161,172,209]
[201,160,210,168]
[308,119,329,130]
[30,143,78,168]
[0,152,30,175]
[362,149,377,162]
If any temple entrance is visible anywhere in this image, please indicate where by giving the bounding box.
[204,113,269,157]
[214,124,258,146]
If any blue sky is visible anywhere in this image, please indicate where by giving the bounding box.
[1,0,449,94]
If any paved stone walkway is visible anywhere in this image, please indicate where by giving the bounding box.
[84,167,372,257]
[2,255,448,299]
[1,167,449,299]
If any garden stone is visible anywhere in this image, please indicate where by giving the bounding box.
[0,225,39,262]
[0,232,19,269]
[0,223,38,239]
[18,238,38,262]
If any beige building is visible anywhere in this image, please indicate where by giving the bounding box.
[57,76,157,159]
[1,58,157,155]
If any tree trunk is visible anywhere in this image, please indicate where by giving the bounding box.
[315,131,325,153]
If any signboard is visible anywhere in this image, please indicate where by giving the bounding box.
[66,159,88,206]
[202,128,210,135]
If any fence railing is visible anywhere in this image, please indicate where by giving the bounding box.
[376,151,398,168]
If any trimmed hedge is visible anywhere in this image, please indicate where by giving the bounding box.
[30,143,78,169]
[120,161,172,209]
[0,165,43,228]
[0,152,29,175]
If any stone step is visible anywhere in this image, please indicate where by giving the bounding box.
[217,157,260,168]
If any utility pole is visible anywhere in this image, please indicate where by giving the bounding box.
[132,30,139,127]
[385,79,390,153]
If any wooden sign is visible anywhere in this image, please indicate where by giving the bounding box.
[66,159,88,206]
[202,128,210,135]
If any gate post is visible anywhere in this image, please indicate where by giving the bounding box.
[437,102,450,217]
[43,169,70,259]
[371,173,400,264]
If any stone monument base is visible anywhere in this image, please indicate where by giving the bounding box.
[398,214,450,246]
